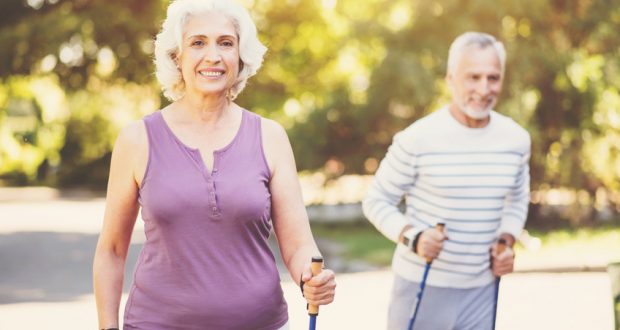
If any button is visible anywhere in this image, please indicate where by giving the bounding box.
[213,168,218,172]
[212,207,217,212]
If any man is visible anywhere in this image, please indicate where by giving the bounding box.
[362,32,530,329]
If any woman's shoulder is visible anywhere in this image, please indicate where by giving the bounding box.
[235,106,286,139]
[251,114,290,173]
[115,118,148,151]
[122,107,170,144]
[240,108,279,129]
[256,114,288,141]
[258,115,291,163]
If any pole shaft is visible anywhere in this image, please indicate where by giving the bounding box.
[309,316,317,330]
[407,262,431,330]
[407,223,445,330]
[492,239,507,330]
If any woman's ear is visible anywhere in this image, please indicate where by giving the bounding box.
[170,52,180,69]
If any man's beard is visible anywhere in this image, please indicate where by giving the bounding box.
[457,97,494,120]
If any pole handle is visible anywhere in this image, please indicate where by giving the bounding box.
[492,238,508,279]
[308,256,323,316]
[497,238,507,254]
[426,223,445,263]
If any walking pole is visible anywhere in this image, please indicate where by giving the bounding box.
[407,222,445,330]
[492,238,507,330]
[308,256,323,330]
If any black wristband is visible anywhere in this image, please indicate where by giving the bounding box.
[403,235,411,247]
[412,231,422,254]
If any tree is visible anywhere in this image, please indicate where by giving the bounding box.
[0,0,619,222]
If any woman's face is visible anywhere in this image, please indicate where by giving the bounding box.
[178,12,240,99]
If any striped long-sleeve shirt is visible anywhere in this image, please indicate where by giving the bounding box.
[362,106,531,288]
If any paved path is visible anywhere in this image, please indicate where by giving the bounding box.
[0,271,613,330]
[0,190,616,329]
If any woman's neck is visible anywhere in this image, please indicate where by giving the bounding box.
[175,93,233,124]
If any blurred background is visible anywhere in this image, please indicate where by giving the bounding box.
[0,0,619,329]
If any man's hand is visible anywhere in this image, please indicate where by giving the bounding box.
[416,226,447,261]
[491,237,515,276]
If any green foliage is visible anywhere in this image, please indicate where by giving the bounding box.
[0,0,165,185]
[311,221,395,267]
[311,221,620,268]
[0,0,619,216]
[0,0,165,87]
[0,76,56,184]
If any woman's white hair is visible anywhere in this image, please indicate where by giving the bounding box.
[154,0,267,101]
[447,32,506,75]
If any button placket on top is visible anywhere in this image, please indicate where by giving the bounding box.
[206,155,220,218]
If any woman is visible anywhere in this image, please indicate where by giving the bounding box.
[93,1,336,329]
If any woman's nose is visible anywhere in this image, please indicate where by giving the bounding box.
[203,45,221,63]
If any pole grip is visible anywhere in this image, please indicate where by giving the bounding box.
[497,238,507,254]
[426,223,445,263]
[493,238,508,279]
[308,256,323,316]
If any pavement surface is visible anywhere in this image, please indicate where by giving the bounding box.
[0,188,616,329]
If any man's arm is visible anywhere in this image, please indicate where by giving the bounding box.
[498,139,531,243]
[493,138,531,276]
[362,132,419,245]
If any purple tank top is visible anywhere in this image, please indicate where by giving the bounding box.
[124,109,288,329]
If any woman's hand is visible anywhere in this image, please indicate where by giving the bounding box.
[301,265,336,306]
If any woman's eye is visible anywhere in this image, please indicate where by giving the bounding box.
[192,40,204,46]
[221,40,234,47]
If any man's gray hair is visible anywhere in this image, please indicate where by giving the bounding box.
[447,32,506,75]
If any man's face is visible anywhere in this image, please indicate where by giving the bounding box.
[447,46,503,120]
